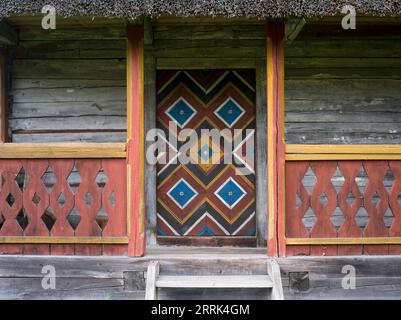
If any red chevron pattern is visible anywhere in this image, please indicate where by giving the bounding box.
[156,70,256,237]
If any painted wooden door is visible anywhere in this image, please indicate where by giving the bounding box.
[156,70,256,245]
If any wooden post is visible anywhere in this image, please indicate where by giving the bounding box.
[0,48,7,143]
[126,27,146,256]
[266,23,285,257]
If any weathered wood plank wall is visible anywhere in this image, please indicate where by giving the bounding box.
[285,23,401,144]
[1,254,401,299]
[8,27,127,142]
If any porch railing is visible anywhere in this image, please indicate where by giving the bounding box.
[284,145,401,256]
[0,143,128,255]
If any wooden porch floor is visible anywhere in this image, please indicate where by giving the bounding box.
[0,251,401,299]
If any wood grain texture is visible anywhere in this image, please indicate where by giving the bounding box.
[285,23,401,145]
[9,27,127,143]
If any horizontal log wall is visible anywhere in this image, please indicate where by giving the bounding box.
[9,27,127,142]
[285,23,401,144]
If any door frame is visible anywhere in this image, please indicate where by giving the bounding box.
[143,22,268,248]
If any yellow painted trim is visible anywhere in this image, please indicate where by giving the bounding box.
[286,144,401,154]
[0,143,126,159]
[0,236,129,244]
[286,154,401,161]
[286,237,401,245]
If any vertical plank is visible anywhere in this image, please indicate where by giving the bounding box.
[145,261,159,300]
[285,161,310,256]
[0,160,23,254]
[102,159,128,256]
[389,161,401,254]
[256,59,268,247]
[127,27,146,257]
[266,23,285,257]
[21,160,50,254]
[363,161,389,255]
[74,159,102,255]
[49,160,75,255]
[337,161,363,255]
[144,35,158,247]
[310,161,338,256]
[0,48,7,143]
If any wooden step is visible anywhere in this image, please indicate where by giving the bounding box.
[145,259,284,300]
[156,275,273,288]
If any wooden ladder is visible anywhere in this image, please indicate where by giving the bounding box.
[145,259,284,300]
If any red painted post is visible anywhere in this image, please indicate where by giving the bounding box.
[266,23,286,257]
[126,27,146,256]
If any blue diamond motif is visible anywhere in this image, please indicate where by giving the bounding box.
[167,179,198,209]
[198,144,214,161]
[166,98,196,128]
[215,178,246,209]
[214,98,245,128]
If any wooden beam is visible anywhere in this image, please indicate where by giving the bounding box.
[286,237,401,245]
[0,142,126,158]
[127,27,146,257]
[0,48,7,143]
[286,144,401,160]
[0,22,17,46]
[285,18,306,44]
[0,236,129,244]
[266,23,286,257]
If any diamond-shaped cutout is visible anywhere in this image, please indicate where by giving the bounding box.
[6,193,15,208]
[166,97,197,128]
[302,207,317,231]
[330,208,345,231]
[109,191,116,207]
[16,209,29,231]
[0,214,5,231]
[356,207,369,231]
[346,192,356,205]
[67,166,81,194]
[331,167,344,192]
[15,168,25,191]
[67,207,81,230]
[96,170,108,191]
[302,167,316,193]
[32,192,41,206]
[214,97,245,128]
[356,167,368,194]
[372,191,380,207]
[384,208,394,228]
[95,207,109,230]
[384,166,394,193]
[41,207,56,231]
[42,166,56,193]
[57,193,66,208]
[215,177,246,209]
[295,193,302,209]
[320,192,328,207]
[84,192,92,206]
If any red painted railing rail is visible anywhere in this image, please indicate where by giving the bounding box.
[0,158,127,255]
[285,158,401,256]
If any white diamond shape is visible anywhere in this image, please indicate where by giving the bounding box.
[214,97,245,128]
[165,97,197,128]
[214,177,247,209]
[167,178,198,210]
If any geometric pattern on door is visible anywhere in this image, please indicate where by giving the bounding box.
[156,70,256,237]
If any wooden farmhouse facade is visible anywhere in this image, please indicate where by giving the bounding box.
[0,0,401,299]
